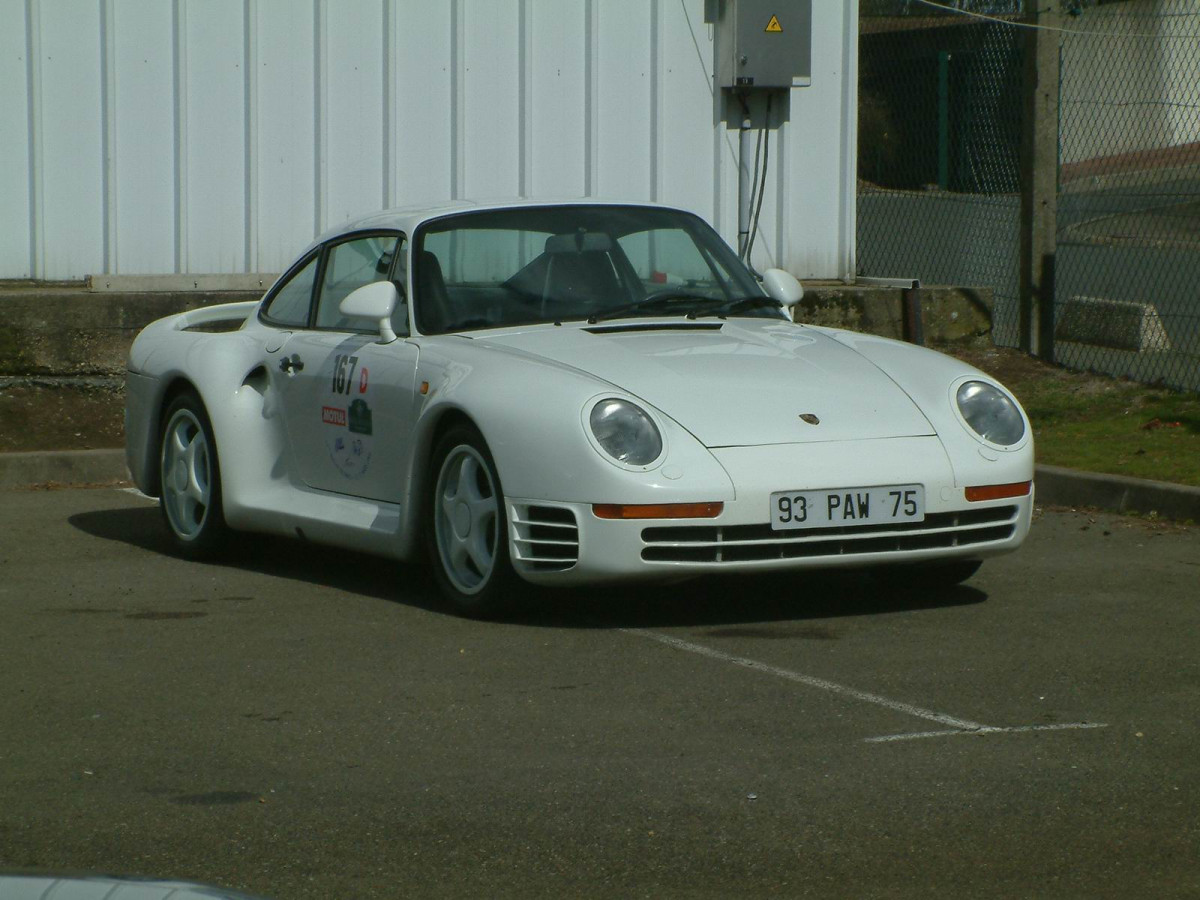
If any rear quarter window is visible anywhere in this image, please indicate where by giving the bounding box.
[263,253,318,326]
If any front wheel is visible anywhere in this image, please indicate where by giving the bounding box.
[158,391,228,558]
[427,424,515,617]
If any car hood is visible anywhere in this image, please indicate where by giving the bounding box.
[474,320,936,447]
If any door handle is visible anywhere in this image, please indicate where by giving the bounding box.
[279,354,304,374]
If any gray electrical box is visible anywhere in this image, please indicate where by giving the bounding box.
[708,0,812,89]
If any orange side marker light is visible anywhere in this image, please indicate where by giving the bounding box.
[965,481,1032,502]
[592,502,724,520]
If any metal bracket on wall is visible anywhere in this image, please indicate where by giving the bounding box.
[857,276,925,346]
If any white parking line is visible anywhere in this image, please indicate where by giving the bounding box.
[622,628,987,731]
[865,723,1108,743]
[621,628,1108,744]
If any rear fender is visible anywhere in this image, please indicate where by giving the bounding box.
[126,321,288,520]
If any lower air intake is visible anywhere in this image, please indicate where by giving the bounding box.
[641,506,1019,564]
[511,504,579,571]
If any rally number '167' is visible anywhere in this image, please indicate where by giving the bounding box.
[331,354,359,395]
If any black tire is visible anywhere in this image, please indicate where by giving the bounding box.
[876,559,983,590]
[158,391,228,558]
[426,424,515,617]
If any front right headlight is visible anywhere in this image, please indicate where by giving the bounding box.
[956,380,1025,446]
[589,398,663,466]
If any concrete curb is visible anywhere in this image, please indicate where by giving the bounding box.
[1,449,1197,524]
[1035,463,1200,523]
[0,449,129,489]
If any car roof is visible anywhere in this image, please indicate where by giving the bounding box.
[312,198,689,247]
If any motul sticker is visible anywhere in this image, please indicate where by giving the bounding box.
[322,406,347,427]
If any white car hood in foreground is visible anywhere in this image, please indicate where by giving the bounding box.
[476,321,936,447]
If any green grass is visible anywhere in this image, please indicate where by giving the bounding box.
[1023,385,1200,487]
[949,347,1200,488]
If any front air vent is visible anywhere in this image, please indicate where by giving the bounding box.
[511,504,579,572]
[584,322,724,334]
[182,321,244,333]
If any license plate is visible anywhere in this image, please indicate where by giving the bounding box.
[769,484,925,531]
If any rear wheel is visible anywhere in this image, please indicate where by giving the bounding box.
[427,424,514,617]
[158,391,227,558]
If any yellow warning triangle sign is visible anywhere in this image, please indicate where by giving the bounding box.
[765,14,783,32]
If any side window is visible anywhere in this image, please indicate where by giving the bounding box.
[315,234,400,331]
[263,253,318,326]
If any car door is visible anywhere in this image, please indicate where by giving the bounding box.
[271,232,420,503]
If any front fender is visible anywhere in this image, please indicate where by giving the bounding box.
[821,329,1034,488]
[410,340,736,508]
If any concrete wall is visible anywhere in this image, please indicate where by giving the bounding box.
[0,0,858,283]
[0,287,263,377]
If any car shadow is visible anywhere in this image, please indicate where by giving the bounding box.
[70,504,987,628]
[67,504,445,615]
[513,571,987,630]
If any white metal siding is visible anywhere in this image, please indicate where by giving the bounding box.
[0,0,31,278]
[1,0,857,281]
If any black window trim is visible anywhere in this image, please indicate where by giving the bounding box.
[258,228,408,334]
[258,247,321,329]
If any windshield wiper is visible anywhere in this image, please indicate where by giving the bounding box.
[588,291,729,324]
[686,295,783,319]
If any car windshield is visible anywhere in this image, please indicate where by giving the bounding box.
[412,205,777,334]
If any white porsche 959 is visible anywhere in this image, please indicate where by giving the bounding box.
[125,201,1033,615]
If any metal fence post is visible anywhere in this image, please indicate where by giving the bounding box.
[937,51,951,191]
[1018,0,1059,360]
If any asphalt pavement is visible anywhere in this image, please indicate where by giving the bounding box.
[1,485,1197,898]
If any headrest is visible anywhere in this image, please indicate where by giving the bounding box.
[544,231,614,254]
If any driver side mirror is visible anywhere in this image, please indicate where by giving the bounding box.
[761,268,804,308]
[340,281,400,343]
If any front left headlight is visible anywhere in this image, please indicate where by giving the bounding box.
[589,398,663,466]
[956,380,1025,446]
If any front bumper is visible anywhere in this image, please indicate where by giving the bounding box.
[506,437,1034,586]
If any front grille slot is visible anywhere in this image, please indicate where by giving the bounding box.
[512,504,580,572]
[641,506,1018,564]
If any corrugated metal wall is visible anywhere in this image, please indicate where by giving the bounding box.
[0,0,857,281]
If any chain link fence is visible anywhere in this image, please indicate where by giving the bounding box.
[858,0,1200,392]
[1055,0,1200,391]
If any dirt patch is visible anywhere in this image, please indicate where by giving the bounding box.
[939,343,1065,386]
[940,343,1142,402]
[0,379,125,452]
